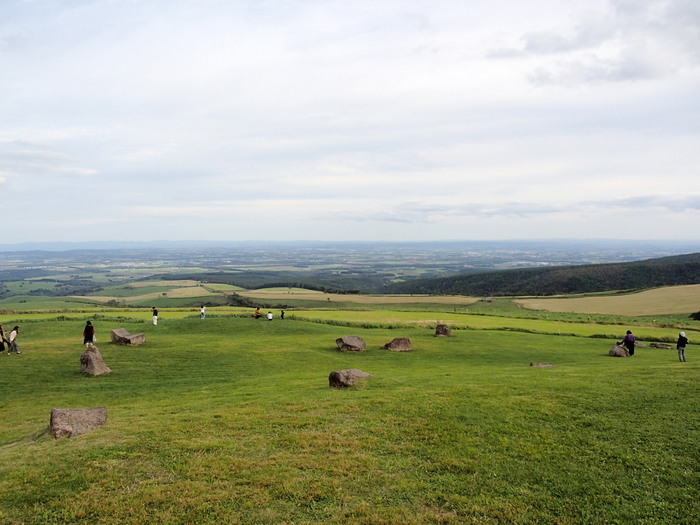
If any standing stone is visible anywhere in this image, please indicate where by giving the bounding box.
[329,369,372,388]
[80,344,112,376]
[609,344,630,357]
[435,324,451,337]
[110,328,146,346]
[335,336,366,352]
[50,407,108,439]
[384,337,412,351]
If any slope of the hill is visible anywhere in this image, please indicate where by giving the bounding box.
[385,252,700,296]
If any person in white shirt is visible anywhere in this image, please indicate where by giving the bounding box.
[7,326,21,354]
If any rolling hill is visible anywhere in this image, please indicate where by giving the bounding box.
[385,252,700,296]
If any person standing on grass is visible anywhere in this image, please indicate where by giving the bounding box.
[83,321,95,346]
[152,307,159,326]
[280,310,285,320]
[267,311,273,321]
[0,325,7,353]
[200,305,206,319]
[677,331,688,362]
[619,330,636,356]
[7,326,21,354]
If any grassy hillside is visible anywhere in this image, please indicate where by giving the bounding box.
[386,252,700,296]
[1,311,698,524]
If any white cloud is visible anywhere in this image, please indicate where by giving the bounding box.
[0,141,98,178]
[0,0,698,243]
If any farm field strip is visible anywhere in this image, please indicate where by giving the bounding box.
[4,306,694,344]
[238,288,481,305]
[516,283,700,315]
[288,309,695,341]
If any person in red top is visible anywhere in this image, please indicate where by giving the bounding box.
[83,321,95,346]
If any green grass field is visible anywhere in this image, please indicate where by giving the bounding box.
[1,309,698,524]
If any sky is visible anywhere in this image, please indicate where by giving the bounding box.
[1,0,699,244]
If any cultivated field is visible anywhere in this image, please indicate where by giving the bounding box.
[238,287,481,305]
[516,283,700,316]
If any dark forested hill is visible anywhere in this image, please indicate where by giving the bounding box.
[384,253,700,296]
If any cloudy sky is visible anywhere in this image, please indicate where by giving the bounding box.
[1,0,699,243]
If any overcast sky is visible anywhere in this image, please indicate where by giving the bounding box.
[1,0,699,244]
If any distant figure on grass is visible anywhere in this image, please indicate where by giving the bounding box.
[267,311,273,321]
[618,330,636,356]
[7,326,21,354]
[280,310,285,320]
[152,307,159,326]
[200,305,206,319]
[677,331,689,362]
[254,308,262,319]
[0,325,7,353]
[83,321,95,346]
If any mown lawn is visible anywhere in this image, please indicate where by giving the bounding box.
[0,314,698,524]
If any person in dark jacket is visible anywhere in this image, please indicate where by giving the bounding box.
[83,321,95,346]
[0,325,7,353]
[619,330,636,356]
[677,331,689,362]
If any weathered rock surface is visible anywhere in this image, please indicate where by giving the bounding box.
[650,342,674,349]
[329,368,372,388]
[80,344,112,376]
[335,336,366,352]
[530,362,555,367]
[435,324,451,337]
[110,328,146,346]
[50,407,108,439]
[384,337,412,351]
[609,344,630,357]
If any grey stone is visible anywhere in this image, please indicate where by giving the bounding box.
[609,344,630,357]
[80,344,112,376]
[435,324,451,337]
[335,336,366,352]
[110,328,146,346]
[650,342,673,349]
[329,368,372,388]
[50,407,108,439]
[384,337,412,351]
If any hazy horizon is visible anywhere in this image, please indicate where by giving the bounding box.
[1,238,698,253]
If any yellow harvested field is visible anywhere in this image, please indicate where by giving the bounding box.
[238,289,480,305]
[75,286,217,303]
[516,284,700,315]
[130,280,202,288]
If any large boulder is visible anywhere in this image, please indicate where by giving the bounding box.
[384,337,412,352]
[435,324,451,337]
[609,344,630,357]
[110,328,146,346]
[80,344,112,376]
[335,336,366,352]
[329,369,372,388]
[50,407,108,439]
